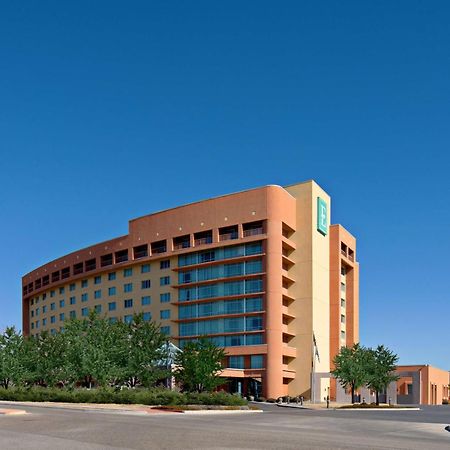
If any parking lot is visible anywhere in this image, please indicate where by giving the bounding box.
[0,402,449,449]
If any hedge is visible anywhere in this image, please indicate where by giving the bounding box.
[0,387,247,406]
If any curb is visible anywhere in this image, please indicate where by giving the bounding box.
[0,409,28,416]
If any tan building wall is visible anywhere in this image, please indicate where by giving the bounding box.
[22,180,358,400]
[329,224,359,401]
[397,365,450,405]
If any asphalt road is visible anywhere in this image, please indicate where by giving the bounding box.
[0,402,449,449]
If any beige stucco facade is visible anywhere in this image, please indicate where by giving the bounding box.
[22,180,359,399]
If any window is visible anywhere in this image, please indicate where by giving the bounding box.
[69,310,76,319]
[81,293,88,302]
[341,314,346,324]
[108,302,116,311]
[340,330,346,340]
[82,308,89,317]
[81,279,88,288]
[124,283,133,293]
[160,276,170,286]
[59,313,65,321]
[42,318,47,326]
[59,287,65,294]
[109,317,117,324]
[95,305,102,314]
[340,282,346,292]
[250,355,264,369]
[143,312,152,321]
[94,290,102,299]
[108,272,116,281]
[31,310,34,318]
[50,302,56,311]
[124,315,133,324]
[141,296,151,306]
[108,287,116,296]
[94,276,102,284]
[340,298,345,308]
[59,299,65,308]
[70,296,76,305]
[160,309,170,320]
[161,326,171,335]
[36,320,40,329]
[50,316,56,324]
[229,356,244,369]
[124,299,133,308]
[42,305,47,313]
[69,283,76,291]
[160,259,170,269]
[160,293,171,303]
[141,264,151,273]
[141,280,151,289]
[124,268,133,277]
[50,290,55,297]
[341,266,346,276]
[246,316,263,331]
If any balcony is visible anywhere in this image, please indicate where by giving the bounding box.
[194,230,213,247]
[243,227,263,237]
[173,234,191,250]
[219,225,238,242]
[151,240,167,254]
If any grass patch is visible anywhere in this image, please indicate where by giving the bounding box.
[0,387,247,406]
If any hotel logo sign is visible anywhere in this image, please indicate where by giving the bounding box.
[317,197,328,236]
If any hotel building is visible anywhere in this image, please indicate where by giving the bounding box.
[22,180,359,399]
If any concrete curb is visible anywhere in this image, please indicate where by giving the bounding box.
[0,409,28,416]
[335,408,421,411]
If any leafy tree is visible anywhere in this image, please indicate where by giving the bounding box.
[119,314,169,387]
[0,327,24,389]
[174,338,226,393]
[367,345,399,405]
[331,343,369,403]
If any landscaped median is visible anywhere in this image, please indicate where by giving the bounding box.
[0,387,261,414]
[0,387,246,406]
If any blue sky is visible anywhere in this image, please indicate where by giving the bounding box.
[1,1,449,368]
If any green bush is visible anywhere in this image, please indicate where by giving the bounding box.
[0,387,247,406]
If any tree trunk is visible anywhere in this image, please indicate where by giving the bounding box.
[351,385,355,404]
[376,390,379,406]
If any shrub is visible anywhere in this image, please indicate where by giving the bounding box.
[0,387,247,406]
[442,399,448,405]
[266,398,277,403]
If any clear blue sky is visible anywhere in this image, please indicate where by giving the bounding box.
[1,1,449,369]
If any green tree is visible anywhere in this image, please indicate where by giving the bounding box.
[331,343,369,403]
[119,314,169,387]
[0,327,24,389]
[367,345,399,405]
[174,338,226,393]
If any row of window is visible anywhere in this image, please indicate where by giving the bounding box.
[179,297,263,319]
[32,321,171,337]
[178,333,264,348]
[179,315,263,337]
[31,308,171,329]
[25,260,171,296]
[30,293,171,317]
[178,260,263,284]
[228,355,264,369]
[179,278,263,302]
[178,242,263,267]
